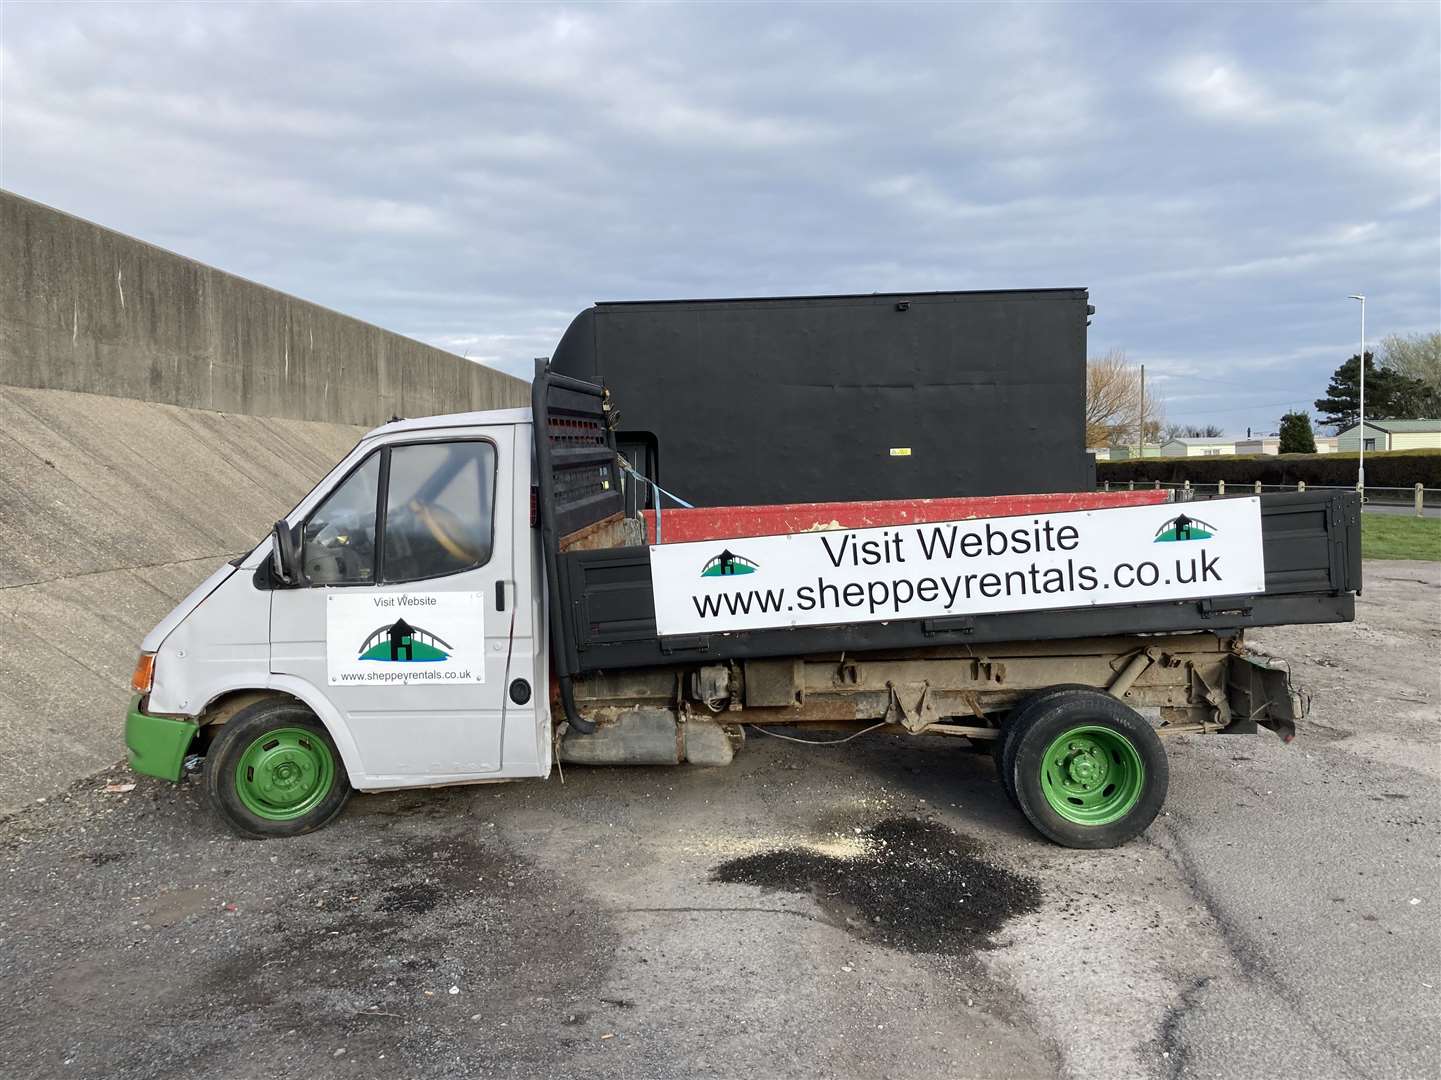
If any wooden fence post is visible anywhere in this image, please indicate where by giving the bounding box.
[1298,480,1306,493]
[1218,479,1225,495]
[1254,480,1262,495]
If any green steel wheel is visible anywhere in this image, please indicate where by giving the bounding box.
[1038,725,1145,826]
[233,726,336,822]
[996,685,1102,811]
[1010,690,1168,849]
[205,700,351,839]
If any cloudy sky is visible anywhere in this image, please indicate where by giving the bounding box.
[3,1,1437,432]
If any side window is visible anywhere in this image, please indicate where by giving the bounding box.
[303,453,380,585]
[382,441,496,583]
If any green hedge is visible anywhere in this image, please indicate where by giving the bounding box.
[1098,448,1440,489]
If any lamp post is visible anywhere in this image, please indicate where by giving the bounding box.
[1347,294,1365,496]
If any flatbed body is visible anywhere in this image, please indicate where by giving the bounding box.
[535,366,1360,685]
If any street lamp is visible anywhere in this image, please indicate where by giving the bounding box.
[1347,294,1365,496]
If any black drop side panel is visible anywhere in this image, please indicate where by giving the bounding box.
[549,289,1093,507]
[555,492,1361,676]
[533,361,623,679]
[532,361,622,539]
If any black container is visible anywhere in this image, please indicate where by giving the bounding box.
[550,289,1095,507]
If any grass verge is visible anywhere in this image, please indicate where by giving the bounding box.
[1362,513,1441,561]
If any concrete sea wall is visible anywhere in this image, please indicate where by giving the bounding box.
[2,191,524,424]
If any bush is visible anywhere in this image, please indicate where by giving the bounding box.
[1098,448,1441,489]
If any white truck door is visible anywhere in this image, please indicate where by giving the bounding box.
[270,425,543,785]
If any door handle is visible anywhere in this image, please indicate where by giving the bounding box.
[495,580,506,612]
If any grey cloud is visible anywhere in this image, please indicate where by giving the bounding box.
[2,0,1436,433]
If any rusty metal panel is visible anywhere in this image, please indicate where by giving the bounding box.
[573,632,1243,731]
[642,490,1167,544]
[558,512,636,552]
[744,658,803,707]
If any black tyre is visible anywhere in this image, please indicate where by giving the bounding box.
[997,685,1100,811]
[204,699,352,839]
[988,731,1009,798]
[1009,690,1168,849]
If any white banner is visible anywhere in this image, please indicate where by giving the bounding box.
[649,498,1266,637]
[326,591,485,686]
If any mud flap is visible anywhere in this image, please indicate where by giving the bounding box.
[1225,653,1306,742]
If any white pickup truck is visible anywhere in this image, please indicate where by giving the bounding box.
[124,363,1360,848]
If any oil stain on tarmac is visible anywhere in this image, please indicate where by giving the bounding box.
[711,817,1041,955]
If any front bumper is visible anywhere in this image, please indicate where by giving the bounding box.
[125,696,198,782]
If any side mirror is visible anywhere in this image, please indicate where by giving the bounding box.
[271,520,302,585]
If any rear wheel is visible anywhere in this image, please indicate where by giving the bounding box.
[204,700,351,839]
[996,685,1099,810]
[1009,690,1167,849]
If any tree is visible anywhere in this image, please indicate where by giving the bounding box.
[1378,332,1441,392]
[1164,423,1225,439]
[1086,349,1165,447]
[1277,411,1317,454]
[1314,352,1440,431]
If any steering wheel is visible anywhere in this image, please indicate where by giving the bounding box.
[304,542,367,584]
[411,501,486,564]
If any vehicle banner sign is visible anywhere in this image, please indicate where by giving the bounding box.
[648,498,1266,637]
[326,591,485,685]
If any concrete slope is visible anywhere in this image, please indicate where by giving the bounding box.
[0,385,365,812]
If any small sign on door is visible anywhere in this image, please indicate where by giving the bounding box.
[326,591,485,686]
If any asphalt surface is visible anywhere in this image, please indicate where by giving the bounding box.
[1,561,1436,1080]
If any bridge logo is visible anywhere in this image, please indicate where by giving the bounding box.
[1153,513,1217,543]
[358,617,453,663]
[700,549,758,578]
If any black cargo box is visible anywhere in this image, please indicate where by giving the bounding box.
[549,289,1095,507]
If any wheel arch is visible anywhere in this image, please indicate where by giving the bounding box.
[194,679,366,785]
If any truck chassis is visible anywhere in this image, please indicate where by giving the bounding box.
[562,631,1299,762]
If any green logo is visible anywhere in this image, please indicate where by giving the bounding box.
[359,618,452,662]
[701,549,758,577]
[1154,513,1216,543]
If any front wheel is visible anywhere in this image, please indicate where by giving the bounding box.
[204,700,351,839]
[1010,691,1168,849]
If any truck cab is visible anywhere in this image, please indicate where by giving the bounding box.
[127,407,553,836]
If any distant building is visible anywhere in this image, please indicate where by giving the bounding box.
[1108,443,1163,460]
[1314,436,1338,454]
[1235,436,1280,456]
[1336,419,1441,452]
[1087,447,1111,462]
[1160,437,1236,458]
